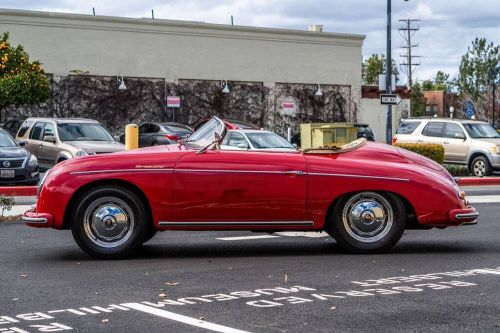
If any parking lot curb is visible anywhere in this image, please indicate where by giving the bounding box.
[0,186,37,197]
[459,177,500,186]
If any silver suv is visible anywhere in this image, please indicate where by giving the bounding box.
[16,118,124,169]
[393,118,500,177]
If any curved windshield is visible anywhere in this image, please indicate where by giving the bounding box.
[246,132,295,149]
[463,123,500,139]
[57,123,114,142]
[0,131,16,147]
[186,117,224,148]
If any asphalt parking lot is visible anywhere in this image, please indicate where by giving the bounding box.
[0,190,499,332]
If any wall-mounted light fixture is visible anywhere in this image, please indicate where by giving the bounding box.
[315,83,323,96]
[118,75,127,90]
[221,80,230,94]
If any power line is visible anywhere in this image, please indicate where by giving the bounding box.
[398,19,421,87]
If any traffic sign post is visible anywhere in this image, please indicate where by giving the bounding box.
[380,94,402,105]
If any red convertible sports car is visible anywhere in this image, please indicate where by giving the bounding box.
[23,117,478,258]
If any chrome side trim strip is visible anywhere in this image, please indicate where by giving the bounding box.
[22,216,48,224]
[71,168,174,175]
[175,169,286,175]
[158,221,315,227]
[460,220,477,226]
[308,172,410,182]
[455,212,480,220]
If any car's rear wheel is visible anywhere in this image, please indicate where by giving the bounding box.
[71,186,148,259]
[326,191,405,253]
[471,156,492,177]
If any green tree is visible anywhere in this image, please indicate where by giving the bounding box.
[410,82,426,117]
[456,38,500,100]
[0,32,50,118]
[422,71,452,91]
[362,53,399,85]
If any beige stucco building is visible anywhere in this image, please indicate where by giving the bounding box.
[0,9,364,87]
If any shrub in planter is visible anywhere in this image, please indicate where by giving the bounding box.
[395,143,445,165]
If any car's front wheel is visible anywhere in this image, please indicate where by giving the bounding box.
[71,186,148,259]
[326,191,406,253]
[470,156,492,177]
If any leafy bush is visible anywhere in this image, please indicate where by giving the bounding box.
[444,164,472,177]
[0,194,15,216]
[395,143,445,164]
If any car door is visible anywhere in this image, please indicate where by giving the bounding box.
[26,122,45,159]
[37,122,59,168]
[170,150,308,225]
[443,122,468,163]
[138,124,149,147]
[418,121,446,146]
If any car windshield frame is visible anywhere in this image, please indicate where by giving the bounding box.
[0,130,17,147]
[245,132,295,149]
[463,123,500,139]
[184,117,225,149]
[57,123,115,142]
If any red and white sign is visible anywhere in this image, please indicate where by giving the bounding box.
[167,96,181,108]
[281,99,297,115]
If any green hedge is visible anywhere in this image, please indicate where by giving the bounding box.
[395,143,445,164]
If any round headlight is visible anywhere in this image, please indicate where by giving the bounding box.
[28,154,38,168]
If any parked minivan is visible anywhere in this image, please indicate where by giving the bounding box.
[393,118,500,177]
[16,118,124,169]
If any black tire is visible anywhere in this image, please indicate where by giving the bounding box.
[71,186,148,259]
[470,156,492,177]
[326,191,406,254]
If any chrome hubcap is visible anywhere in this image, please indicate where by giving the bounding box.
[342,192,393,243]
[473,161,485,176]
[83,197,134,248]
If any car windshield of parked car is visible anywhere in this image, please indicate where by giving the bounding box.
[463,123,500,138]
[0,131,16,147]
[161,124,193,132]
[186,117,224,148]
[246,132,295,149]
[57,123,114,142]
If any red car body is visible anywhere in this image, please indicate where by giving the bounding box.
[24,117,478,258]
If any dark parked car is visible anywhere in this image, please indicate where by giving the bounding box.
[1,118,24,138]
[0,128,39,185]
[193,119,260,131]
[354,123,375,141]
[120,122,193,147]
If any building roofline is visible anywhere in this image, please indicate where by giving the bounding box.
[0,8,366,43]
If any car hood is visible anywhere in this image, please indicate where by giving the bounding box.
[66,141,125,153]
[470,138,500,145]
[0,146,28,158]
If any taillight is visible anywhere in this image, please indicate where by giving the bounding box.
[391,137,397,145]
[165,134,181,141]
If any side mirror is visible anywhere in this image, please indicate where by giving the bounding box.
[113,135,121,142]
[237,143,249,149]
[43,135,56,143]
[17,140,26,147]
[455,133,465,140]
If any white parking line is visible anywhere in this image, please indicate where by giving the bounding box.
[467,195,500,203]
[216,235,279,241]
[122,303,251,333]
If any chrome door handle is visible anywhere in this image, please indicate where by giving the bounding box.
[282,170,305,176]
[443,141,449,144]
[417,139,424,143]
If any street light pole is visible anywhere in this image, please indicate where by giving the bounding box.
[385,0,392,144]
[493,80,496,129]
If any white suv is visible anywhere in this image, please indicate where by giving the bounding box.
[393,118,500,177]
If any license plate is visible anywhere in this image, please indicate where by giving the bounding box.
[1,170,15,178]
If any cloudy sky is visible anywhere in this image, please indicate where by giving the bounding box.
[2,0,500,84]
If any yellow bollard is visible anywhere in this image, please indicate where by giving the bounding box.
[125,124,139,150]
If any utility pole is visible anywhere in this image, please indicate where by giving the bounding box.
[398,19,421,88]
[385,0,392,144]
